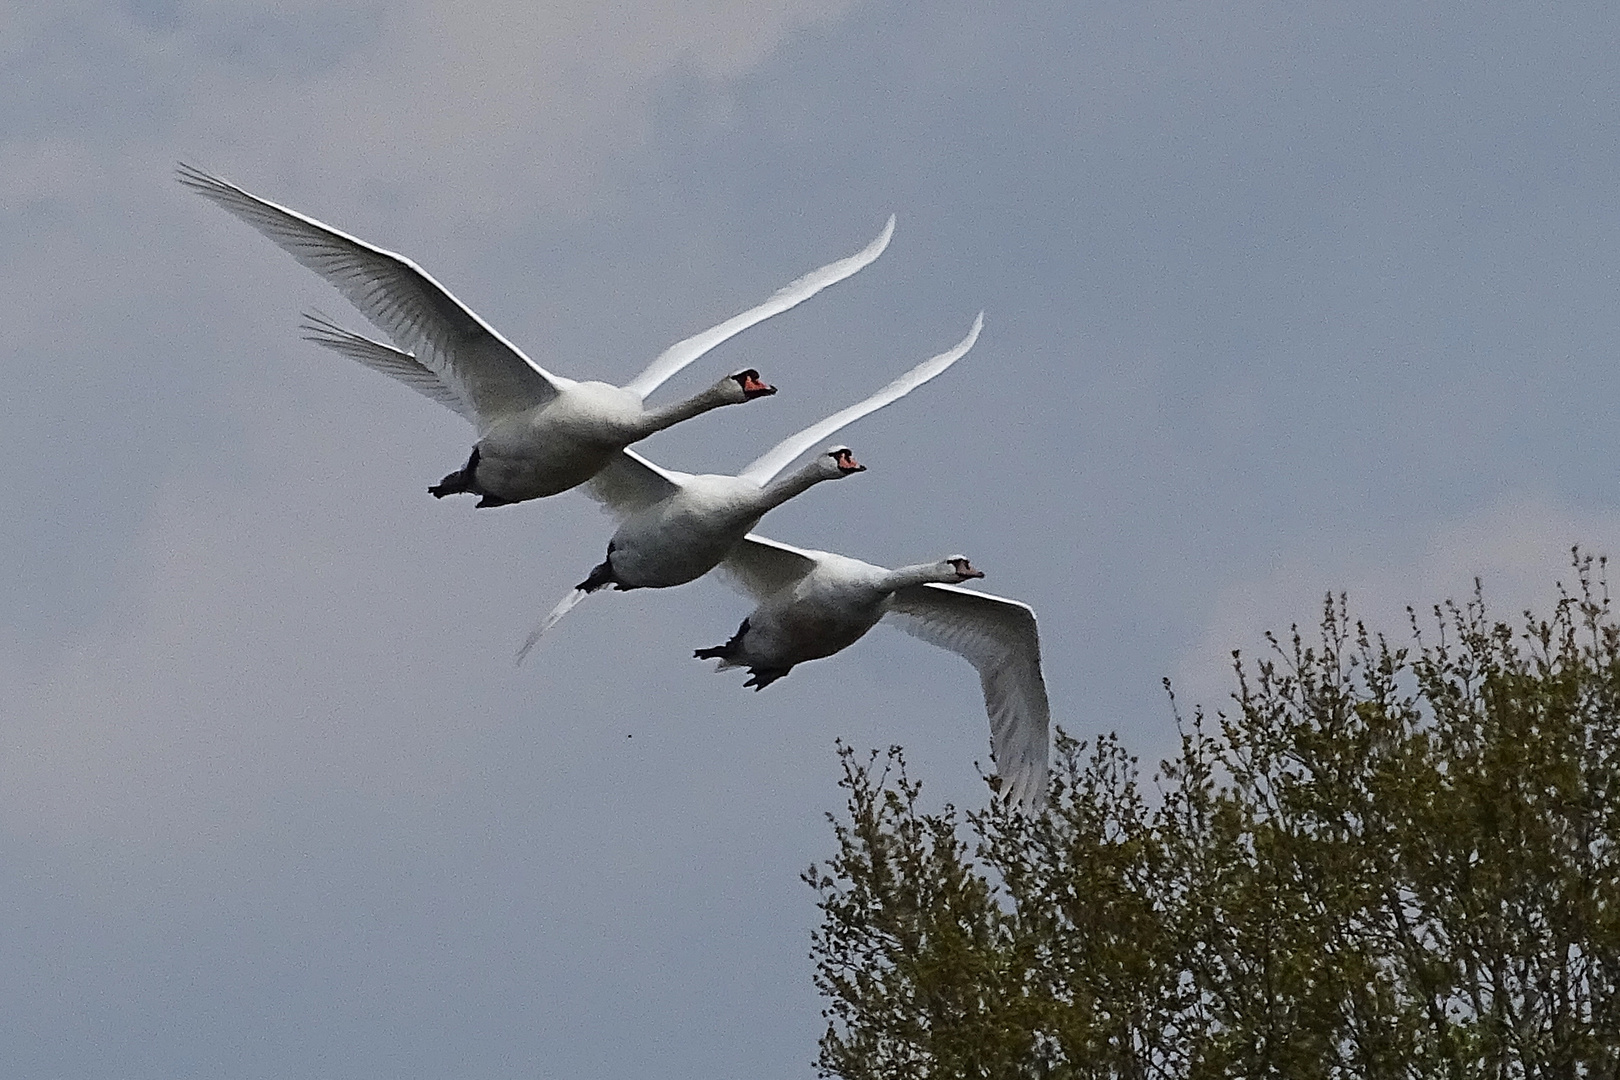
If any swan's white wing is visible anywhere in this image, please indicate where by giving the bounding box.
[737,312,983,487]
[515,587,597,664]
[623,216,895,400]
[299,311,476,421]
[579,448,689,521]
[178,164,560,426]
[714,534,821,601]
[885,582,1050,808]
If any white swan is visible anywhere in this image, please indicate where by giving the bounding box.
[517,314,984,656]
[704,535,1050,807]
[177,164,894,506]
[297,316,1037,801]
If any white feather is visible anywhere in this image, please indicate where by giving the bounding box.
[623,216,895,399]
[516,589,596,666]
[738,313,982,486]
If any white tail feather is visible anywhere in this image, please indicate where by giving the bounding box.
[515,588,593,665]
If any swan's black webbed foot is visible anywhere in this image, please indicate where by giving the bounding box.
[475,494,516,508]
[576,555,617,594]
[695,619,750,661]
[430,448,480,499]
[743,665,792,690]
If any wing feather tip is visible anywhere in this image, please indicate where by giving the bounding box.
[516,588,593,664]
[869,213,897,254]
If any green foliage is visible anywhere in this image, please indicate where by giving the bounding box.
[807,554,1620,1079]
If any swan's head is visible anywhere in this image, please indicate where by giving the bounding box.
[724,369,777,402]
[821,446,866,477]
[940,556,985,582]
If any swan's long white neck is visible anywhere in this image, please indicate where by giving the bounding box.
[878,562,960,593]
[756,460,838,511]
[637,384,732,435]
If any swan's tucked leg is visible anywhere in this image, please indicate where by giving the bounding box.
[742,665,792,690]
[429,447,480,499]
[694,619,750,666]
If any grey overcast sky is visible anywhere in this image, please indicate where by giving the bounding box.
[8,1,1620,1076]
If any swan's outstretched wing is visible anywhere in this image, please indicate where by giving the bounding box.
[178,164,560,427]
[737,313,983,487]
[515,587,597,664]
[299,312,475,421]
[885,582,1050,808]
[623,216,895,400]
[579,448,689,521]
[715,534,821,601]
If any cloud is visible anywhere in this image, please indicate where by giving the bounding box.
[1,0,860,235]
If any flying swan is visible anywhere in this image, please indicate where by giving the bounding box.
[702,534,1050,807]
[177,164,893,506]
[516,313,985,657]
[283,312,1037,800]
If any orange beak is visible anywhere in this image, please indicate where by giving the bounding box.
[741,372,776,398]
[836,451,866,473]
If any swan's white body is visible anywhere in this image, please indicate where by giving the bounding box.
[468,379,702,502]
[717,548,910,665]
[516,314,985,655]
[178,164,894,505]
[605,472,787,589]
[472,383,641,500]
[596,457,856,590]
[707,535,1051,807]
